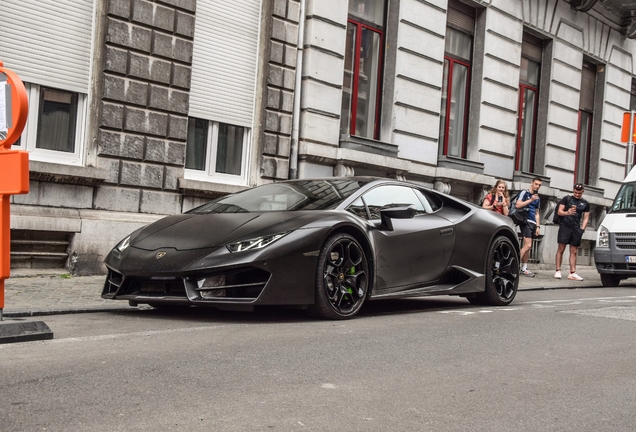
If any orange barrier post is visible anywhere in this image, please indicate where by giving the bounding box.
[0,61,30,321]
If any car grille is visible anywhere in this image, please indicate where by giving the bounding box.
[103,270,187,299]
[188,268,270,301]
[614,233,636,250]
[103,268,270,302]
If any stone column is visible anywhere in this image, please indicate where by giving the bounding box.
[94,0,195,215]
[261,0,300,180]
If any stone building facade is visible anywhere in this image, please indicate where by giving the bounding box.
[2,0,636,274]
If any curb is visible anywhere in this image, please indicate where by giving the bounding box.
[2,306,138,318]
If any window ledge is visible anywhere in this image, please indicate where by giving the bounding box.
[512,171,552,189]
[437,155,484,174]
[29,161,108,186]
[339,135,399,158]
[178,178,249,199]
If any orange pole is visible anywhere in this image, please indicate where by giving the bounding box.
[0,61,30,320]
[0,195,8,318]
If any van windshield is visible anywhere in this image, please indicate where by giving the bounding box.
[609,182,636,213]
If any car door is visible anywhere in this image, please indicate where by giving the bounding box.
[362,185,456,292]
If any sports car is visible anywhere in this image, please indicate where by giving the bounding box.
[102,177,520,319]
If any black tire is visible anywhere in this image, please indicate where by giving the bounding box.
[307,233,369,320]
[600,274,621,287]
[468,236,519,306]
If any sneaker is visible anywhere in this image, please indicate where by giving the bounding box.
[522,269,535,277]
[554,271,562,279]
[567,272,584,281]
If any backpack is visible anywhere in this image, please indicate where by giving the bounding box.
[552,196,570,225]
[508,191,530,225]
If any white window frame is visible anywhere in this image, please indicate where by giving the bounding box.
[11,83,87,166]
[184,120,251,186]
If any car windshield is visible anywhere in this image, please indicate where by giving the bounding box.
[609,182,636,214]
[187,179,366,214]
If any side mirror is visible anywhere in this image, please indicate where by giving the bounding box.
[379,205,417,231]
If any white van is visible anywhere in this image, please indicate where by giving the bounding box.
[594,166,636,286]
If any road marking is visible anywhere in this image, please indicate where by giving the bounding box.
[436,296,636,316]
[0,325,229,349]
[439,307,520,315]
[521,295,636,305]
[561,306,636,322]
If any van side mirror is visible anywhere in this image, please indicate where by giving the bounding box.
[379,205,417,231]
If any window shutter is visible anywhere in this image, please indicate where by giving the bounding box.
[446,0,475,34]
[189,0,262,127]
[522,33,543,62]
[580,61,596,112]
[0,0,94,94]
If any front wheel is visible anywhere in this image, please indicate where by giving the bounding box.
[600,274,621,287]
[307,233,369,320]
[468,236,519,306]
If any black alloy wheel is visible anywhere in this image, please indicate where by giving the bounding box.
[469,236,519,306]
[308,233,369,320]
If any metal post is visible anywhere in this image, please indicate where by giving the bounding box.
[628,111,635,175]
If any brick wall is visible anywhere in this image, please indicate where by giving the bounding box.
[261,0,300,180]
[95,0,196,214]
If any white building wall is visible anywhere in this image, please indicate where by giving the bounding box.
[299,0,347,149]
[297,0,636,201]
[477,6,523,178]
[390,0,445,165]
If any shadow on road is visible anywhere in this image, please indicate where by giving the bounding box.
[106,295,477,324]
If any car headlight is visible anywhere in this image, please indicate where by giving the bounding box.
[226,232,290,253]
[597,225,609,248]
[116,235,132,252]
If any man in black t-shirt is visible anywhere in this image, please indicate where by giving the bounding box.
[554,183,590,281]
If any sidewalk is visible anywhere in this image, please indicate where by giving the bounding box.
[0,266,611,318]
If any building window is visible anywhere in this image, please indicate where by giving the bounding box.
[516,33,542,173]
[12,83,86,164]
[439,1,475,158]
[340,0,386,140]
[185,117,249,184]
[575,60,596,185]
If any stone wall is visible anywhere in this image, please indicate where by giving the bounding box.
[261,0,300,180]
[95,0,196,214]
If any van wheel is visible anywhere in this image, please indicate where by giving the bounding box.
[600,274,620,287]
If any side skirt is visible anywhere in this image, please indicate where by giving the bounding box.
[369,266,485,300]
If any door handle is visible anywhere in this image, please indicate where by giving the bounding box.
[439,228,453,236]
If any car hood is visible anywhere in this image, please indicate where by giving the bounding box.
[600,213,636,233]
[131,211,332,251]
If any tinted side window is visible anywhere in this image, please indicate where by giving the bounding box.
[346,198,368,219]
[362,186,425,220]
[414,189,442,212]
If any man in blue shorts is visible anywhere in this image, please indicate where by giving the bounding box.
[515,177,542,276]
[554,183,590,280]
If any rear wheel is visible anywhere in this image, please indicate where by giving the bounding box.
[468,236,519,306]
[600,274,621,287]
[307,233,369,320]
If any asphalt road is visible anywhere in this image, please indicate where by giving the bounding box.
[1,287,635,431]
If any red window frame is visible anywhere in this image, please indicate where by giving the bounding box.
[441,55,471,158]
[346,18,384,140]
[515,83,539,171]
[574,110,593,185]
